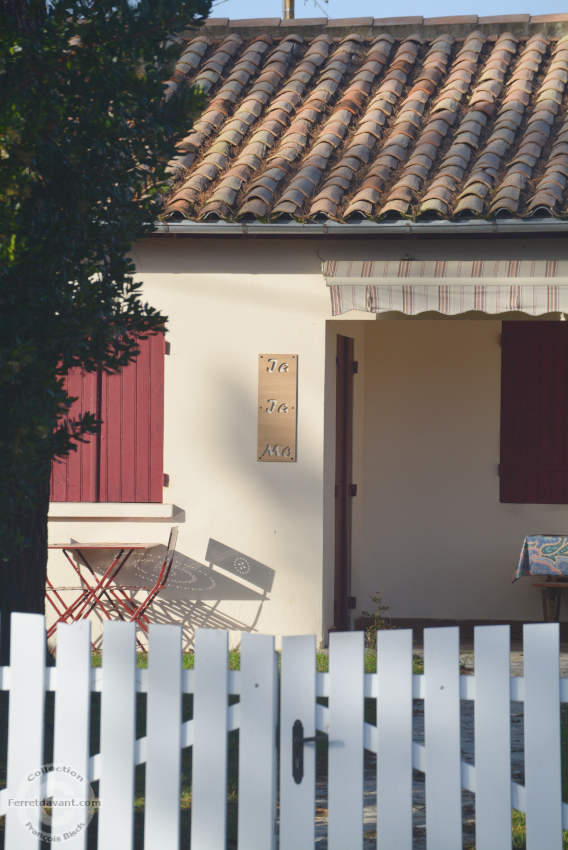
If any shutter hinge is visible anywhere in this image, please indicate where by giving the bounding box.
[499,334,503,347]
[348,596,357,609]
[334,484,338,498]
[165,341,171,355]
[353,360,359,374]
[498,464,501,477]
[163,473,170,487]
[350,484,357,497]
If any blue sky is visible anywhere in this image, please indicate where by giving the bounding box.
[209,0,568,22]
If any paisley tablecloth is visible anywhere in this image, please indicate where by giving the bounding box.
[514,535,568,581]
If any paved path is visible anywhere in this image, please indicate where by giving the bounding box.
[311,648,568,849]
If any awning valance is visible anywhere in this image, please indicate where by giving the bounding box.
[322,260,568,316]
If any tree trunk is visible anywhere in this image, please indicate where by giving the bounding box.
[0,467,50,665]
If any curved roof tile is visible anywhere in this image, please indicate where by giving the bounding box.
[163,27,568,223]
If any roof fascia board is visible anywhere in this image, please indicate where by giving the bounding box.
[152,220,568,237]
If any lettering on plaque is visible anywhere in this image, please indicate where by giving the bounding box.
[265,400,291,414]
[266,359,290,373]
[261,444,292,458]
[258,354,297,463]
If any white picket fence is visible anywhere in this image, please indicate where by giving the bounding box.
[0,615,566,849]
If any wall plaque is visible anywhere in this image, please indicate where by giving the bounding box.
[257,354,297,462]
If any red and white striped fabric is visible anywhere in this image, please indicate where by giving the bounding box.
[322,260,568,316]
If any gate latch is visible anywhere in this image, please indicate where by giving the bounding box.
[292,719,326,784]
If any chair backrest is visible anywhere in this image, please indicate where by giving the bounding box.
[165,525,179,568]
[138,525,179,603]
[155,525,179,590]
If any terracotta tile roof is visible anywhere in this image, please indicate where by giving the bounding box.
[164,21,568,223]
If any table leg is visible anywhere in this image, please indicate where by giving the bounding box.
[541,587,562,622]
[45,576,71,626]
[46,549,131,637]
[45,555,96,638]
[72,549,131,621]
[77,550,140,627]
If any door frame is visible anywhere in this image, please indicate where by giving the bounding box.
[333,334,355,631]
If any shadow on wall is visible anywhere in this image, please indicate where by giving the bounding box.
[85,539,275,650]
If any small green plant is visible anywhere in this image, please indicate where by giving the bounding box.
[361,589,394,649]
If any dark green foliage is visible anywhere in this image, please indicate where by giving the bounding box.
[0,0,210,631]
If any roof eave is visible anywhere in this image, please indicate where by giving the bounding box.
[151,219,568,237]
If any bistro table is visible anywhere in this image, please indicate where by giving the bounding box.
[514,535,568,622]
[46,542,161,643]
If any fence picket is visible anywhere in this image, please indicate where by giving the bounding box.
[145,624,182,850]
[98,622,137,850]
[376,629,414,850]
[52,621,92,850]
[238,633,278,850]
[191,628,229,850]
[5,613,46,850]
[424,627,462,849]
[524,623,562,849]
[328,631,364,850]
[474,625,512,850]
[280,635,316,850]
[3,615,568,850]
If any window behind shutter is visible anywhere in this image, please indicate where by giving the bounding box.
[49,369,99,502]
[50,334,164,503]
[500,321,568,504]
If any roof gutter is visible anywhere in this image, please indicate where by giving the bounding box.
[151,219,568,237]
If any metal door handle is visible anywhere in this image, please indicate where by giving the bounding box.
[292,719,326,784]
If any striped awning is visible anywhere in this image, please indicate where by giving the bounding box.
[322,260,568,316]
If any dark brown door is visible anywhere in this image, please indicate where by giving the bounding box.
[333,335,355,631]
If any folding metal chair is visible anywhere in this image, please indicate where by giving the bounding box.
[99,525,179,647]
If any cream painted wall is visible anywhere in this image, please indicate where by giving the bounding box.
[358,320,568,623]
[46,236,568,646]
[48,239,333,648]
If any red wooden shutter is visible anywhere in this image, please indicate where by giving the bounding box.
[500,321,568,504]
[50,334,165,503]
[99,333,164,503]
[50,369,99,502]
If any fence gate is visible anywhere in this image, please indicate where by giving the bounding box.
[0,615,567,849]
[280,632,365,850]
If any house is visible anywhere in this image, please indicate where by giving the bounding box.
[47,13,568,648]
